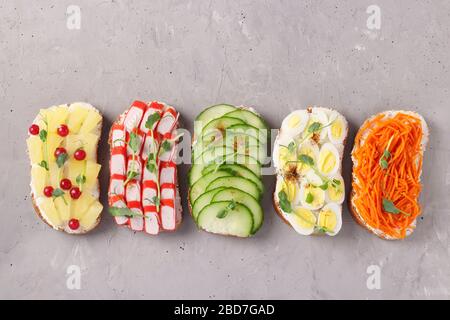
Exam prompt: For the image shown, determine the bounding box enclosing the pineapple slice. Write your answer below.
[79,109,102,134]
[31,166,48,197]
[26,136,43,164]
[67,159,85,185]
[37,198,62,227]
[46,133,64,164]
[54,197,71,222]
[80,201,103,230]
[47,106,69,133]
[66,133,99,160]
[85,161,101,189]
[48,162,62,187]
[67,104,89,134]
[71,192,96,220]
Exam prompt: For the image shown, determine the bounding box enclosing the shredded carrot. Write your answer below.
[352,113,424,239]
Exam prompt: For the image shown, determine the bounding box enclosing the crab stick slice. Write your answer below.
[124,155,143,230]
[126,181,144,231]
[159,162,177,231]
[156,105,179,137]
[142,180,160,235]
[159,132,178,163]
[109,123,128,224]
[141,130,159,162]
[123,100,147,132]
[139,101,165,134]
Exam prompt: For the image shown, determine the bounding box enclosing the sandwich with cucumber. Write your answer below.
[350,110,429,239]
[189,104,269,237]
[26,103,103,234]
[273,107,348,236]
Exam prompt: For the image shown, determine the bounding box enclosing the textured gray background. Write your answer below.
[1,0,449,299]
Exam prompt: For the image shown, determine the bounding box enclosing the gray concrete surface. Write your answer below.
[1,0,449,299]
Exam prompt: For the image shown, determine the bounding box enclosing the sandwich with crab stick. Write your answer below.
[273,107,348,236]
[350,110,428,240]
[26,103,103,234]
[108,100,182,235]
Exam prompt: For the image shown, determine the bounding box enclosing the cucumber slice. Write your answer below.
[197,201,254,237]
[212,188,263,234]
[189,153,262,186]
[201,116,245,142]
[227,124,269,145]
[206,176,261,200]
[193,146,235,165]
[224,109,268,130]
[191,188,225,221]
[189,171,233,204]
[202,164,263,193]
[195,104,237,132]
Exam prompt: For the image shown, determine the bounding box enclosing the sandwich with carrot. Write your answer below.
[350,110,429,239]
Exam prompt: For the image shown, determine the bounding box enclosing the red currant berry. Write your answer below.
[57,124,69,137]
[29,124,40,135]
[60,179,72,190]
[74,149,86,161]
[70,187,82,199]
[54,147,67,158]
[68,219,80,230]
[43,186,54,197]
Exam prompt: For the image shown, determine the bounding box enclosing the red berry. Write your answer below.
[60,179,72,190]
[54,147,67,158]
[29,124,40,135]
[68,219,80,230]
[43,186,54,197]
[57,124,69,137]
[70,187,82,199]
[74,149,86,161]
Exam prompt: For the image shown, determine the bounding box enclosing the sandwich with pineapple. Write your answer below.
[26,103,103,234]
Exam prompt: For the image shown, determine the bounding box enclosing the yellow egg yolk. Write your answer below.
[303,186,325,208]
[297,145,315,173]
[293,207,316,229]
[318,209,337,232]
[288,115,301,128]
[279,147,296,169]
[318,149,336,174]
[331,120,343,140]
[328,183,343,202]
[282,180,298,203]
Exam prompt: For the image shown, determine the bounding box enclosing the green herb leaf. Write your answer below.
[151,196,160,207]
[298,154,314,166]
[109,206,143,218]
[216,200,237,219]
[124,170,138,186]
[145,112,161,130]
[332,179,341,186]
[52,188,65,198]
[128,132,140,154]
[38,160,49,171]
[76,174,86,186]
[287,141,296,153]
[146,161,156,173]
[305,192,314,204]
[379,158,389,170]
[308,122,322,133]
[383,150,391,158]
[160,140,172,153]
[56,152,68,168]
[39,129,47,143]
[278,190,292,213]
[319,182,329,190]
[382,198,410,216]
[316,226,330,234]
